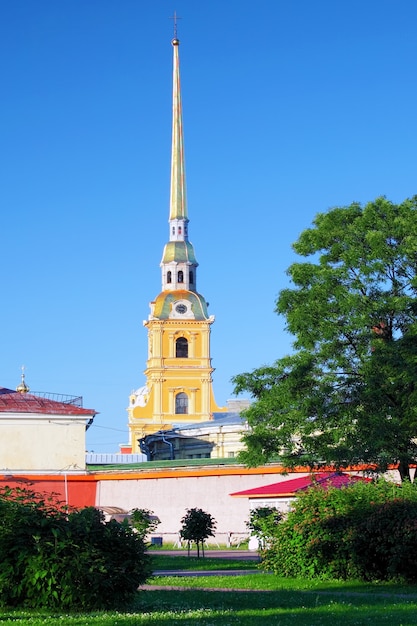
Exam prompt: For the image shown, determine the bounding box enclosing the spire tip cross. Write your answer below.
[169,11,182,39]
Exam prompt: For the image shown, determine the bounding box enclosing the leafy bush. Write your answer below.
[0,486,152,610]
[130,508,160,541]
[246,506,282,548]
[180,508,216,557]
[351,498,417,582]
[260,478,417,582]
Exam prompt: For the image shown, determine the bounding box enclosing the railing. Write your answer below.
[149,532,250,549]
[31,392,83,406]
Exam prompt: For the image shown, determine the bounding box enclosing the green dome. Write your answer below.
[161,241,198,265]
[153,290,209,320]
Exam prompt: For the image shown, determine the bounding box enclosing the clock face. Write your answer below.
[175,303,187,314]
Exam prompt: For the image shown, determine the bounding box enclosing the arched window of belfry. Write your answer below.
[178,270,184,283]
[189,270,194,284]
[176,337,188,358]
[175,392,188,414]
[167,271,172,284]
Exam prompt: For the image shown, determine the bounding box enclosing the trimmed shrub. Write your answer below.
[0,486,152,610]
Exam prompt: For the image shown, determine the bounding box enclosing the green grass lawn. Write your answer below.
[150,553,258,571]
[1,556,417,625]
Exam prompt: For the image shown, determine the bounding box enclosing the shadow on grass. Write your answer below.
[148,572,417,596]
[1,588,417,626]
[150,555,259,572]
[136,587,417,626]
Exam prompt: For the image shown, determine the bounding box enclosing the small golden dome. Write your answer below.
[16,368,30,393]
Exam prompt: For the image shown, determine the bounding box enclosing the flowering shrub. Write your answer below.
[260,478,417,582]
[351,498,417,581]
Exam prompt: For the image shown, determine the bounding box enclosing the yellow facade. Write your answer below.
[128,316,225,447]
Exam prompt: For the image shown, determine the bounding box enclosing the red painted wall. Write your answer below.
[0,475,97,509]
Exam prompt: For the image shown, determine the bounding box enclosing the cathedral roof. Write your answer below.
[0,387,96,417]
[161,241,197,264]
[152,290,209,320]
[174,413,244,431]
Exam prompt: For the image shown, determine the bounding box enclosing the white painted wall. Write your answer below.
[0,414,88,471]
[96,471,310,544]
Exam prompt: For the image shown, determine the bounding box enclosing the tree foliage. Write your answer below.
[179,508,216,558]
[233,196,417,480]
[130,508,160,541]
[246,506,282,548]
[0,486,152,610]
[259,479,417,582]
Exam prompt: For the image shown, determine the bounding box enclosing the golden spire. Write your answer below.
[159,20,200,296]
[169,19,187,221]
[16,365,30,393]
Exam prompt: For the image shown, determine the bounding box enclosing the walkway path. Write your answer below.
[153,569,261,577]
[152,549,260,561]
[140,584,271,592]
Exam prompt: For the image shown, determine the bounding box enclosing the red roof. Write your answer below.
[230,472,371,498]
[0,387,96,417]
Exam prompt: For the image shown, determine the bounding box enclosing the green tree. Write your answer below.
[246,506,282,548]
[179,508,216,558]
[130,508,160,541]
[233,196,417,481]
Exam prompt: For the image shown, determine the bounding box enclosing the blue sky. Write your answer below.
[1,1,416,453]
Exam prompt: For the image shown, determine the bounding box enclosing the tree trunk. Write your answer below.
[398,459,411,482]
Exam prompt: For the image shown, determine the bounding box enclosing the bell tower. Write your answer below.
[127,35,225,451]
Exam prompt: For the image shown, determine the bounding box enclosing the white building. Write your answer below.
[0,380,96,472]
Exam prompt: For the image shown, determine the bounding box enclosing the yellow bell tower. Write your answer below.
[127,35,226,452]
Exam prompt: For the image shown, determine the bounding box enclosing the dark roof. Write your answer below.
[230,472,371,498]
[0,387,96,416]
[175,412,244,430]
